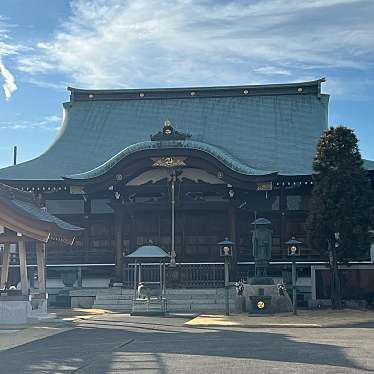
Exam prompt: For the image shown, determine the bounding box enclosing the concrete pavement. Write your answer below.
[0,308,110,351]
[0,312,374,373]
[185,309,374,328]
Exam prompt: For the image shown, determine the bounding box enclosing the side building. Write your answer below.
[0,79,373,304]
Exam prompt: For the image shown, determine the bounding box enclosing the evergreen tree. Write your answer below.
[307,126,373,308]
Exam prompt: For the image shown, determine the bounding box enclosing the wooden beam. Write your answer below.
[228,204,237,279]
[18,239,29,296]
[36,241,46,293]
[0,243,10,289]
[0,233,34,244]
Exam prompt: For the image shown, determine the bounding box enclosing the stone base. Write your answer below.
[131,298,167,316]
[0,294,48,324]
[241,284,292,314]
[53,289,72,307]
[0,300,29,324]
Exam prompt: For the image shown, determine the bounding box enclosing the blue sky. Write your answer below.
[0,0,373,168]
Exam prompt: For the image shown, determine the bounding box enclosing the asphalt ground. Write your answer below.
[1,313,374,373]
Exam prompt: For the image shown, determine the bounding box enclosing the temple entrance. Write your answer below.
[122,209,227,263]
[61,121,279,283]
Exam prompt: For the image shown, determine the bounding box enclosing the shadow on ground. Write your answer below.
[0,315,372,373]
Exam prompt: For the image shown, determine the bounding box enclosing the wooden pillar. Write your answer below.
[77,266,82,288]
[181,211,186,262]
[0,243,10,289]
[36,241,46,293]
[114,208,124,280]
[129,212,137,254]
[18,239,29,296]
[83,197,91,263]
[280,184,287,255]
[228,204,237,279]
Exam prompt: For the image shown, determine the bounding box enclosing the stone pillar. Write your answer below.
[36,241,46,293]
[0,243,10,289]
[18,239,29,296]
[114,208,124,280]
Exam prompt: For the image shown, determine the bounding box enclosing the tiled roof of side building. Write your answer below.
[363,159,374,171]
[0,79,333,181]
[0,183,83,238]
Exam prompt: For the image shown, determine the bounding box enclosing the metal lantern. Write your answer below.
[285,237,303,315]
[286,237,302,256]
[218,238,234,257]
[217,237,234,316]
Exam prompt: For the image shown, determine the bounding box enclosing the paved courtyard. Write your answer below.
[1,313,374,373]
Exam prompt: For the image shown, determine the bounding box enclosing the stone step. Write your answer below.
[95,289,133,295]
[92,288,238,312]
[95,295,233,302]
[94,300,132,305]
[94,305,131,311]
[166,299,229,305]
[95,295,133,301]
[166,305,226,312]
[94,303,231,313]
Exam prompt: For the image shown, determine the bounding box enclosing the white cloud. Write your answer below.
[0,59,17,100]
[254,66,291,76]
[0,115,61,131]
[25,77,67,90]
[0,18,22,100]
[16,0,374,96]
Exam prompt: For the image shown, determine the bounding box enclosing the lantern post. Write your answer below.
[285,237,302,315]
[218,238,234,316]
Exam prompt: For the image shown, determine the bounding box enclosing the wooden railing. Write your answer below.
[35,261,336,289]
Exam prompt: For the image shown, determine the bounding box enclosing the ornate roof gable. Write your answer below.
[150,120,191,141]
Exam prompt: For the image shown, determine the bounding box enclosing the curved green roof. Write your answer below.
[66,139,275,180]
[127,244,170,258]
[0,80,330,180]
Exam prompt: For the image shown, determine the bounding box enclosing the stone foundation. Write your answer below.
[241,284,293,314]
[0,294,48,324]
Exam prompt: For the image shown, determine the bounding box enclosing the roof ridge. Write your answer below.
[68,78,325,93]
[68,79,326,102]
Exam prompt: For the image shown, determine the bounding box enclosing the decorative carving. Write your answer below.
[150,120,191,141]
[256,181,273,191]
[152,157,187,168]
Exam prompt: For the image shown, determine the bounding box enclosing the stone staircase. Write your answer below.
[93,288,133,311]
[93,288,238,313]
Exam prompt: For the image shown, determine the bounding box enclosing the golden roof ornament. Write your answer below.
[152,157,187,168]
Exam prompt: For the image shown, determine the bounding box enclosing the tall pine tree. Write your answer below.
[307,126,373,308]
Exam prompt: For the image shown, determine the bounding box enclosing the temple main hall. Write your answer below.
[0,79,373,306]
